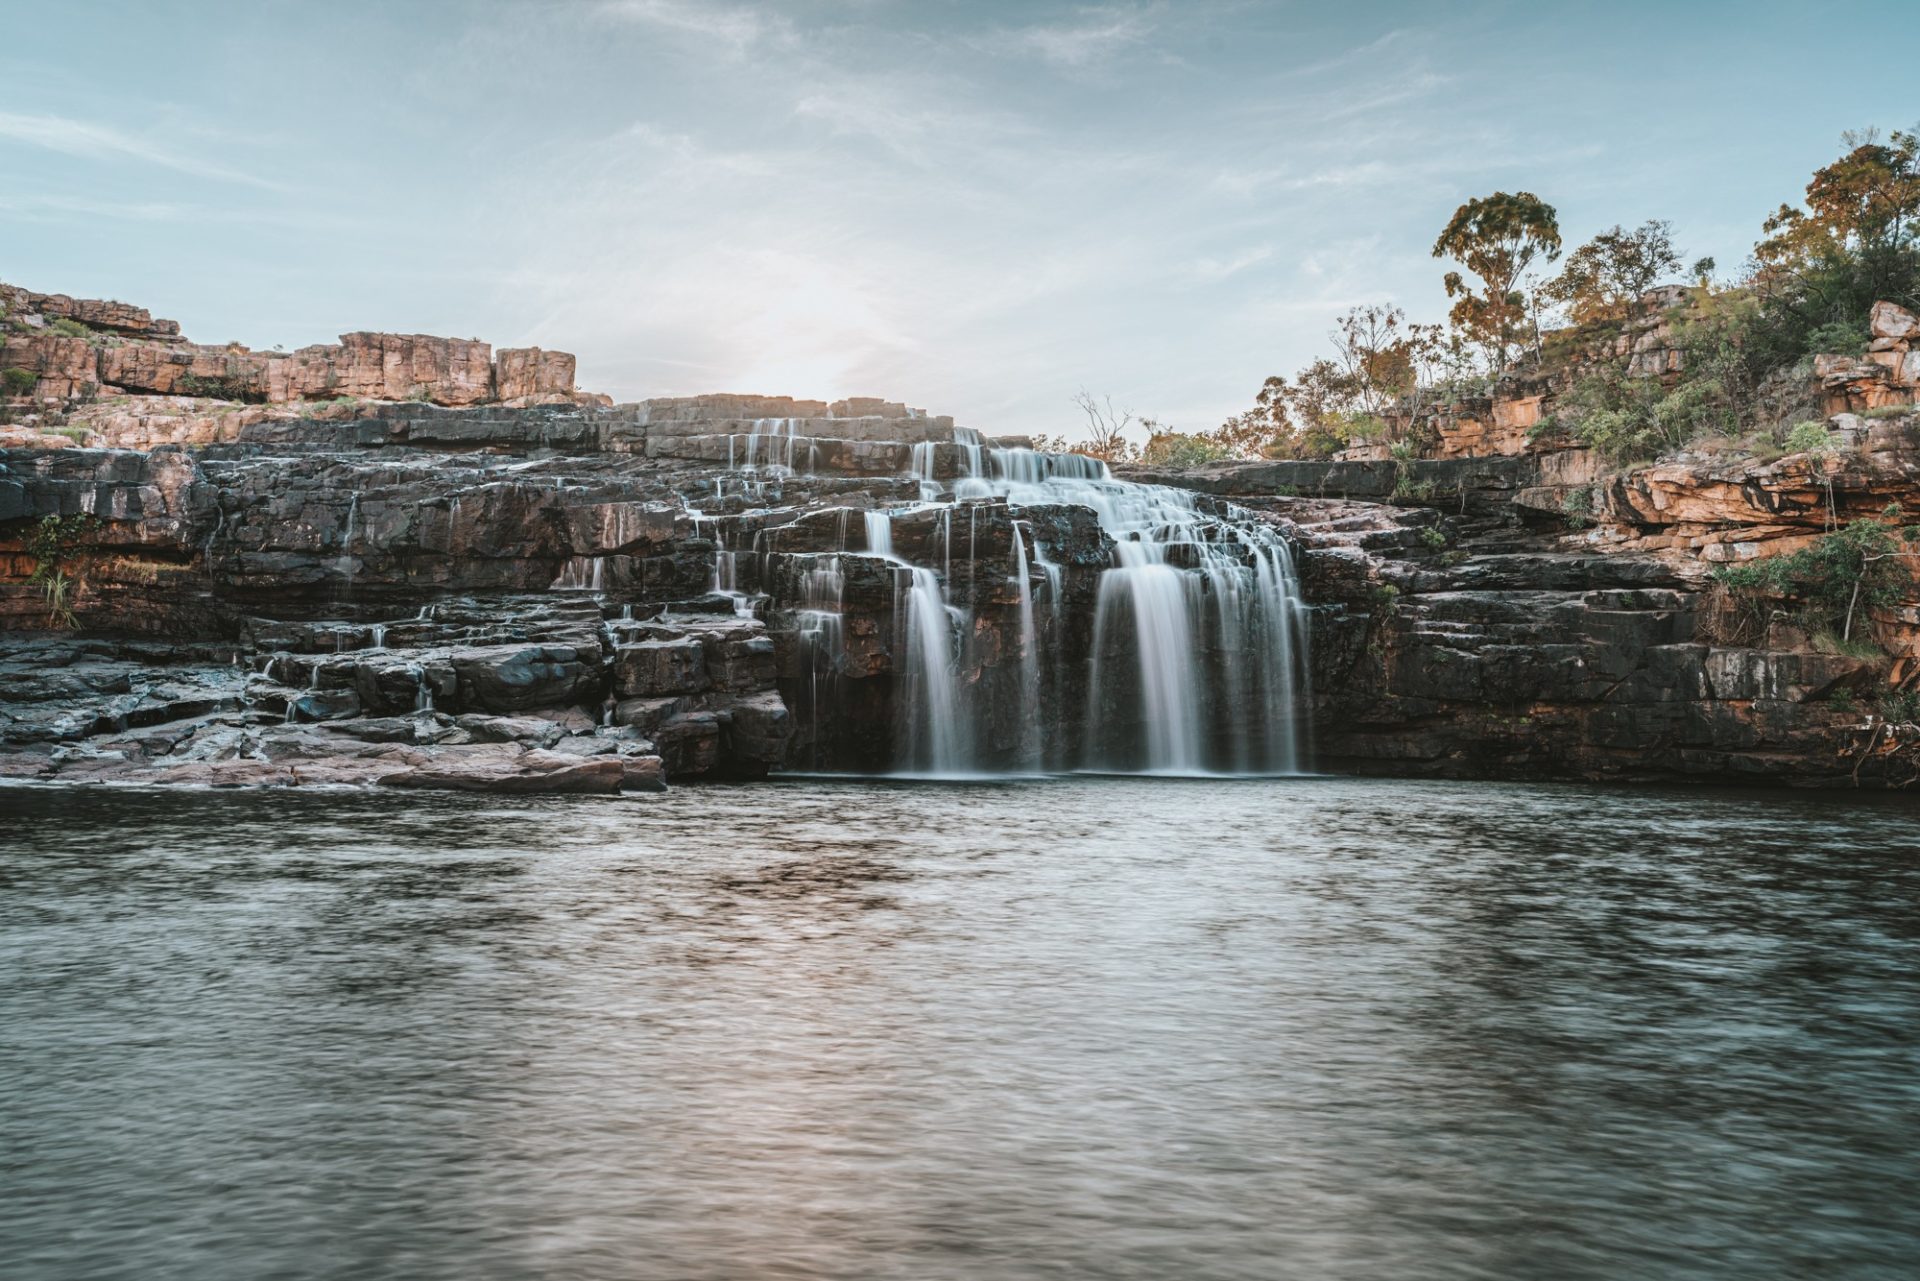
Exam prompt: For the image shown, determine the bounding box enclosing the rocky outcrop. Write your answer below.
[0,284,180,339]
[8,278,1920,793]
[1139,432,1920,787]
[1,279,597,414]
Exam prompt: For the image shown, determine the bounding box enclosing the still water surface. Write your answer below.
[4,777,1919,1280]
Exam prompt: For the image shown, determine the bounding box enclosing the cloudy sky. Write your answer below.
[4,0,1908,437]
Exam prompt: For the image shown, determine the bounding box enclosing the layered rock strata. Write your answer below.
[1,280,597,417]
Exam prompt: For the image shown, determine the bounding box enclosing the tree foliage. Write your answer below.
[1750,128,1920,363]
[1432,191,1561,372]
[1201,125,1915,467]
[1542,220,1683,325]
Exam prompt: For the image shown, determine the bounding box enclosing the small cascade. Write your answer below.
[203,505,226,579]
[337,492,361,592]
[863,510,895,560]
[368,624,387,650]
[709,527,757,617]
[794,554,849,768]
[413,666,435,714]
[909,442,940,500]
[550,556,606,592]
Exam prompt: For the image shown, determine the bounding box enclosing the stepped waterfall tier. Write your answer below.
[0,397,1312,789]
[739,424,1312,777]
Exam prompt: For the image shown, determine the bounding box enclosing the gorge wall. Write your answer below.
[4,281,1919,791]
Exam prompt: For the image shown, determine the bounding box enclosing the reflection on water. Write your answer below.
[3,778,1919,1281]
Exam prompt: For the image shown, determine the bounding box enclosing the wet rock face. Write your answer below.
[7,378,1917,789]
[1,391,1320,786]
[1239,485,1894,786]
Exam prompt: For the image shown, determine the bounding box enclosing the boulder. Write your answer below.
[617,751,667,792]
[1870,300,1919,342]
[723,690,793,772]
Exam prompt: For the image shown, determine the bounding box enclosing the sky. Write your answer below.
[3,0,1911,439]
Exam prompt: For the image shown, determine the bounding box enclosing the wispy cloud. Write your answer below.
[591,0,789,55]
[1191,245,1274,283]
[0,111,280,189]
[979,4,1159,70]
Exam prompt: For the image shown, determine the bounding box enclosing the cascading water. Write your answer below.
[550,556,606,592]
[712,408,1307,777]
[863,510,894,559]
[896,565,970,775]
[1091,540,1205,773]
[968,445,1309,774]
[1011,521,1042,771]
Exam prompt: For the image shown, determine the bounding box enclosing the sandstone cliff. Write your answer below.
[0,280,603,438]
[5,284,1920,792]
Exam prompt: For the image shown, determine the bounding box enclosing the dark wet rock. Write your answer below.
[614,636,708,697]
[449,644,602,713]
[654,712,721,776]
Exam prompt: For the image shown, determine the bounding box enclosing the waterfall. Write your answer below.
[1012,521,1040,771]
[1091,541,1204,773]
[551,556,606,592]
[757,438,1310,777]
[980,448,1308,775]
[864,510,894,559]
[896,566,970,775]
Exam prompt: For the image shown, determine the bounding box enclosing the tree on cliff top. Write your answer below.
[1752,128,1920,357]
[1065,390,1140,463]
[1432,191,1561,374]
[1542,220,1684,326]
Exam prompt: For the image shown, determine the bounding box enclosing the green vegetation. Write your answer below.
[1140,429,1230,468]
[1176,125,1920,467]
[1711,511,1919,643]
[1417,526,1449,551]
[1864,403,1916,419]
[1881,689,1920,724]
[1749,128,1920,368]
[46,317,91,339]
[25,514,97,630]
[2,367,36,396]
[1784,421,1837,454]
[1560,486,1597,530]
